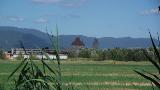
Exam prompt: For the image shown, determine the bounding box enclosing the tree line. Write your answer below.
[68,47,160,61]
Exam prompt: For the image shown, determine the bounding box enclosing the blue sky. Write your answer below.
[0,0,160,38]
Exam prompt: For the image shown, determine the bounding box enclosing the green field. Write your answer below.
[0,59,158,90]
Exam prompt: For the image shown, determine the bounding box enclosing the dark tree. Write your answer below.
[92,38,99,49]
[72,37,85,47]
[71,37,85,56]
[0,49,4,59]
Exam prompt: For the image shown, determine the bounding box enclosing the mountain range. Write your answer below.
[0,26,158,50]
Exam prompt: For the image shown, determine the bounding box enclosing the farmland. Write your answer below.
[0,59,158,90]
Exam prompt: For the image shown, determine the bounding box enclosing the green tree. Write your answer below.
[79,49,91,58]
[92,38,99,49]
[0,49,4,59]
[68,49,77,58]
[91,49,107,61]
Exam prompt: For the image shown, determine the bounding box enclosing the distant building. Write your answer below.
[4,52,12,59]
[71,37,85,49]
[71,37,85,56]
[6,48,68,60]
[92,38,99,49]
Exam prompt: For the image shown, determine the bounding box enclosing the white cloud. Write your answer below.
[9,16,24,22]
[80,0,87,2]
[44,13,57,17]
[34,18,48,24]
[141,8,159,15]
[43,13,81,19]
[0,16,24,22]
[62,0,88,8]
[32,0,62,4]
[63,3,82,8]
[32,0,89,8]
[68,14,81,18]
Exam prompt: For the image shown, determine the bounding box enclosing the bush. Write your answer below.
[0,49,4,59]
[90,49,107,61]
[30,53,38,60]
[68,48,152,61]
[16,52,24,60]
[79,48,91,58]
[68,49,77,58]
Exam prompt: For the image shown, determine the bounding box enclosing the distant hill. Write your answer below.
[0,26,158,50]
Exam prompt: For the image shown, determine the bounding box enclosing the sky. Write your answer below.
[0,0,160,38]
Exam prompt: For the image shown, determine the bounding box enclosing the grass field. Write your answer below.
[0,59,158,90]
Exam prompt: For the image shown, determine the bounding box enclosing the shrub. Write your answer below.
[30,53,38,60]
[68,49,77,58]
[91,49,106,61]
[79,48,91,58]
[0,49,5,59]
[107,48,125,61]
[68,48,149,61]
[16,52,24,60]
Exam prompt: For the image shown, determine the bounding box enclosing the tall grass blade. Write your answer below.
[142,70,160,80]
[157,32,160,47]
[0,83,4,90]
[143,50,160,73]
[134,32,160,89]
[149,32,160,64]
[134,70,160,88]
[41,60,57,75]
[46,27,53,47]
[8,58,27,80]
[21,79,56,89]
[43,62,46,74]
[19,41,27,55]
[55,25,62,90]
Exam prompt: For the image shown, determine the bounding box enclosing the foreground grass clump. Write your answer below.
[2,26,63,90]
[0,60,157,90]
[134,32,160,89]
[8,58,56,90]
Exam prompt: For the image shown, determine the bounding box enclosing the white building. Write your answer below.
[11,48,68,60]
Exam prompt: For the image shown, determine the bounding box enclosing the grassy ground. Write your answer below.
[0,59,158,90]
